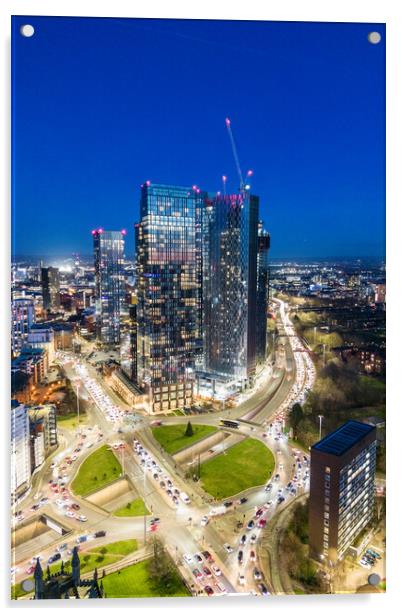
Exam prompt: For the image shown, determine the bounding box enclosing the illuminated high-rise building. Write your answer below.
[92,229,125,345]
[256,221,270,363]
[41,266,61,311]
[202,191,259,384]
[135,183,203,413]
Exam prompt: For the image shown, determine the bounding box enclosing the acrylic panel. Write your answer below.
[11,15,386,600]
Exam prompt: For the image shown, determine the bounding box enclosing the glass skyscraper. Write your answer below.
[41,266,61,311]
[93,229,125,346]
[202,191,259,383]
[256,221,270,363]
[134,183,204,413]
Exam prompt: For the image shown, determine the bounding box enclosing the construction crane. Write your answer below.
[225,117,253,193]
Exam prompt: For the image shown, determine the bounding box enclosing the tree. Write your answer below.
[184,421,194,437]
[289,403,304,431]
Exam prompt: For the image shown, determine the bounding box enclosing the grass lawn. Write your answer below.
[114,498,150,517]
[102,559,190,598]
[11,539,138,599]
[71,444,122,497]
[152,424,218,455]
[199,438,275,499]
[57,413,87,431]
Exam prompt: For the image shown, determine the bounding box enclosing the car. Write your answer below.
[258,583,270,596]
[57,543,68,552]
[238,550,243,564]
[71,503,80,511]
[26,565,35,574]
[202,551,213,562]
[78,515,87,522]
[250,550,256,562]
[194,553,203,563]
[215,581,227,594]
[65,511,76,518]
[203,566,212,578]
[48,553,61,564]
[258,518,267,528]
[250,534,257,544]
[223,544,233,553]
[192,568,203,580]
[150,518,160,525]
[247,519,255,530]
[240,534,247,545]
[211,565,221,576]
[223,501,233,508]
[94,530,106,538]
[359,560,372,569]
[238,573,245,585]
[201,515,209,527]
[253,568,262,580]
[264,483,272,492]
[76,535,87,543]
[277,496,285,504]
[239,497,248,504]
[183,554,193,564]
[255,508,263,518]
[204,585,214,596]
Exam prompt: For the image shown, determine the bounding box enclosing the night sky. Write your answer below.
[12,16,385,259]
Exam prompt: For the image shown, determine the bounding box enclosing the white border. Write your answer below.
[1,0,401,614]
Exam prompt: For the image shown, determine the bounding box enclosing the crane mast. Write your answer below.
[225,117,244,191]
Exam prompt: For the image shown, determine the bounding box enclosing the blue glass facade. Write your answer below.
[93,229,125,345]
[135,183,204,413]
[202,192,259,381]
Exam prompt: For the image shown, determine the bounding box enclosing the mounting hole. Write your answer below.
[21,578,35,592]
[20,24,35,38]
[368,31,381,44]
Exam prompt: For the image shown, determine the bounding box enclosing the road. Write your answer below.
[12,297,314,598]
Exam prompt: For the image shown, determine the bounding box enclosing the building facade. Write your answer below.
[256,221,270,363]
[135,183,204,413]
[202,192,259,383]
[11,401,31,502]
[309,420,377,564]
[93,229,125,345]
[120,294,138,384]
[11,297,35,356]
[41,266,61,311]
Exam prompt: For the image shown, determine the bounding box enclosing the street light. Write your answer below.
[318,415,324,441]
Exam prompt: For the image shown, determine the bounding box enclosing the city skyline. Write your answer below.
[12,16,385,259]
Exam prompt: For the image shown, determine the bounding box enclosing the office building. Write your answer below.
[41,266,61,311]
[202,191,259,384]
[135,183,204,413]
[11,297,35,356]
[26,327,56,364]
[11,401,31,502]
[93,228,125,345]
[309,420,377,564]
[256,221,270,363]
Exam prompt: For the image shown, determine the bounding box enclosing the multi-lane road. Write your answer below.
[12,298,314,598]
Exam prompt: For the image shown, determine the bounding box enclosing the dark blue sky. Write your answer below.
[12,16,385,259]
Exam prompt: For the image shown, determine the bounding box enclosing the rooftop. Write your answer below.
[312,420,375,456]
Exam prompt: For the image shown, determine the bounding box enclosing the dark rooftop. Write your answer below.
[312,420,375,456]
